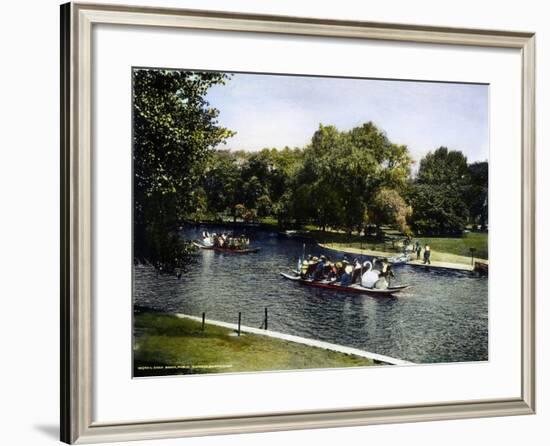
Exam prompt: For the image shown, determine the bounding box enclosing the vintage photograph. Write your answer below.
[132,68,489,377]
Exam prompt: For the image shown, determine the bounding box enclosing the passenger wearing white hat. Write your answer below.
[340,264,353,286]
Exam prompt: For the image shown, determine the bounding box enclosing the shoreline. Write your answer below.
[318,243,479,273]
[185,220,488,274]
[175,313,412,366]
[133,311,402,377]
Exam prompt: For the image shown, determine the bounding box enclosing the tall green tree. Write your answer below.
[465,161,488,229]
[410,184,469,235]
[202,150,241,216]
[133,69,234,270]
[294,123,412,233]
[416,146,469,185]
[267,147,305,225]
[411,147,470,235]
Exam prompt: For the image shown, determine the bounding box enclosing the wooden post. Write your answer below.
[201,312,205,331]
[237,312,241,336]
[264,307,268,330]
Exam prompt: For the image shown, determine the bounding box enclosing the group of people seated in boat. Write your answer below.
[299,254,394,290]
[201,231,250,250]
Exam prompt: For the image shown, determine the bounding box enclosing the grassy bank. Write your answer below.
[134,312,376,376]
[313,231,487,265]
[416,232,488,259]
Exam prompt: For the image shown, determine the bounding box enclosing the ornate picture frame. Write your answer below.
[60,2,535,443]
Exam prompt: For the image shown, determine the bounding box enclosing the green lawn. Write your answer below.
[258,216,279,227]
[417,232,488,260]
[312,229,488,264]
[134,312,377,376]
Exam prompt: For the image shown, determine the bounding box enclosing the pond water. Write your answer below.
[134,225,488,364]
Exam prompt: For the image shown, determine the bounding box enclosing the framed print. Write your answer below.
[60,2,535,444]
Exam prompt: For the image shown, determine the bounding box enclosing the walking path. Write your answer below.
[318,243,483,273]
[175,313,413,366]
[406,259,473,272]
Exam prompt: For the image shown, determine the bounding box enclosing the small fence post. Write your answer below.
[264,307,268,330]
[237,312,241,336]
[201,312,205,331]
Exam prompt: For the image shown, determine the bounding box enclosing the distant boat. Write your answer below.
[193,241,260,254]
[385,254,411,265]
[278,229,311,239]
[280,272,409,296]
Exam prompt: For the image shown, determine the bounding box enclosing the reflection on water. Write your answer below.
[134,225,488,363]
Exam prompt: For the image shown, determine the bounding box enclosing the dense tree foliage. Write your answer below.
[410,147,485,235]
[133,69,234,270]
[465,161,489,229]
[199,147,304,224]
[194,132,487,238]
[196,123,414,234]
[290,123,413,233]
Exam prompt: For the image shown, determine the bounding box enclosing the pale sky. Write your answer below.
[205,72,489,163]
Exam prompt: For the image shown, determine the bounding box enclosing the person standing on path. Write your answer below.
[415,241,422,260]
[423,245,431,265]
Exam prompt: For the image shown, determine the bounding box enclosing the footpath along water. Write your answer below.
[175,313,413,365]
[134,225,488,364]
